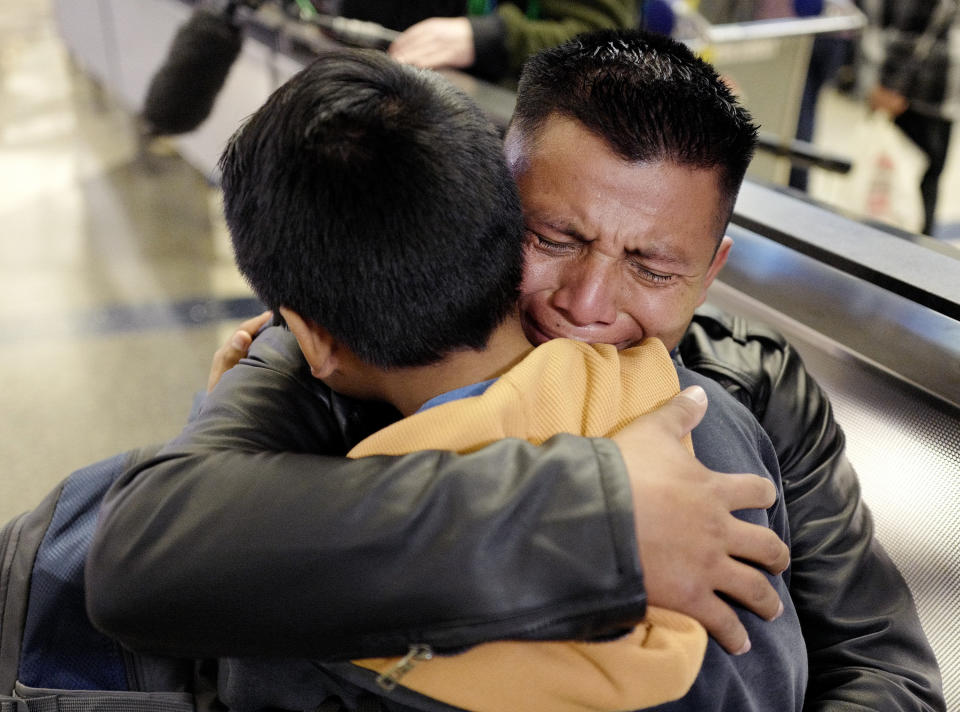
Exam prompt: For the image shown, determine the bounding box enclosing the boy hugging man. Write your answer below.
[210,45,804,712]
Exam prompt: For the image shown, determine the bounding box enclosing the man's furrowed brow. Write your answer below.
[625,245,687,266]
[540,219,592,243]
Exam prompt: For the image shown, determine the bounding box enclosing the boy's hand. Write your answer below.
[207,311,273,392]
[612,386,789,656]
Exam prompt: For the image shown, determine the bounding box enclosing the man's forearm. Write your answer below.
[86,431,644,659]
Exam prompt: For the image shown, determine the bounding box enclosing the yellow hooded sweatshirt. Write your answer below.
[347,337,707,712]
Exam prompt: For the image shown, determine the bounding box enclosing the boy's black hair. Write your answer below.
[219,49,523,369]
[512,29,758,227]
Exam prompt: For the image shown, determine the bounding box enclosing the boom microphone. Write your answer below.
[141,2,247,136]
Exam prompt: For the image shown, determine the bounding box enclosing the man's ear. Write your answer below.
[697,236,733,307]
[278,307,339,380]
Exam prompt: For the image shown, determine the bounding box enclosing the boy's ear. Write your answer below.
[278,307,339,380]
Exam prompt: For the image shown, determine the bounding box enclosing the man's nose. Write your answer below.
[551,258,619,326]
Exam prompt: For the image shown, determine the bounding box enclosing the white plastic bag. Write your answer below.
[817,108,926,233]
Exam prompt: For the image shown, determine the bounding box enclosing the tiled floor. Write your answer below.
[1,0,957,522]
[0,0,256,521]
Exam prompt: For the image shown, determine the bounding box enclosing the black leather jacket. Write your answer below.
[87,307,944,711]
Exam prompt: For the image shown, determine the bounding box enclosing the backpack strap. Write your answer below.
[315,695,385,712]
[2,684,195,712]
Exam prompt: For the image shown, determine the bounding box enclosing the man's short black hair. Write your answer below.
[220,49,523,369]
[512,29,758,222]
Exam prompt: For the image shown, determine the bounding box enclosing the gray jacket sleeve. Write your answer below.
[470,0,635,81]
[85,327,645,659]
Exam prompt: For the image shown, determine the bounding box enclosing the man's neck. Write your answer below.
[379,313,533,417]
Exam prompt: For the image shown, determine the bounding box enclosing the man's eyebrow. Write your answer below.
[624,246,687,266]
[537,219,592,243]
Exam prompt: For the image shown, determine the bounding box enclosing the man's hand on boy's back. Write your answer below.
[612,386,789,657]
[206,325,789,656]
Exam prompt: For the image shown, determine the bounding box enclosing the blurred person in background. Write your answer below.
[859,0,959,236]
[336,0,635,82]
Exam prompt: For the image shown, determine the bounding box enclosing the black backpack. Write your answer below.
[0,449,409,712]
[0,449,198,711]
